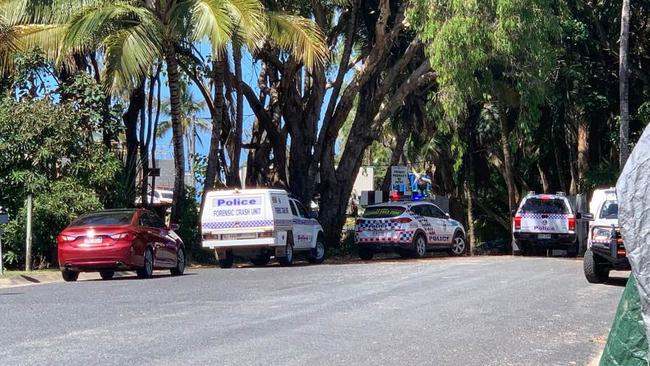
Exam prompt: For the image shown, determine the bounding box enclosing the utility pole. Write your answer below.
[25,195,33,272]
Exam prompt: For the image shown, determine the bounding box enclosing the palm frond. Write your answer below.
[223,0,265,47]
[62,2,158,56]
[102,21,163,94]
[266,11,328,69]
[190,0,234,54]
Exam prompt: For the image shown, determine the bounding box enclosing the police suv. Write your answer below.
[583,188,629,283]
[513,192,579,256]
[354,199,466,260]
[201,189,326,268]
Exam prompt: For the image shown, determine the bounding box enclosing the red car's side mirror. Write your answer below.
[169,223,180,231]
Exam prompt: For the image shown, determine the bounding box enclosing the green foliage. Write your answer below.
[176,186,209,263]
[2,179,102,267]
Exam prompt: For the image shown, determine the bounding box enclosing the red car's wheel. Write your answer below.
[171,247,185,276]
[137,248,154,279]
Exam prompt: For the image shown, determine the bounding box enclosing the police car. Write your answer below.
[354,199,466,260]
[583,188,629,283]
[512,192,579,256]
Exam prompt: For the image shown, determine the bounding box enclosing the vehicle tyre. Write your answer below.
[62,270,79,282]
[449,232,467,256]
[397,248,412,258]
[99,271,114,280]
[413,234,427,258]
[218,251,234,269]
[308,236,326,264]
[358,246,374,260]
[278,242,294,267]
[584,248,609,284]
[170,247,186,276]
[251,252,271,267]
[137,248,154,278]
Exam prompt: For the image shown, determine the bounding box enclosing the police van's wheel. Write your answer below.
[217,250,234,269]
[449,233,466,256]
[308,236,326,264]
[99,271,114,280]
[584,248,609,284]
[278,242,294,267]
[251,252,271,267]
[413,234,427,258]
[358,246,374,260]
[62,270,79,282]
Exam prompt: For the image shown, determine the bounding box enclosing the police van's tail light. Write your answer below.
[514,216,522,230]
[258,231,274,238]
[568,217,576,231]
[203,233,219,240]
[393,218,412,223]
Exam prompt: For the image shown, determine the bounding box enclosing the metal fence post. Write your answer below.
[25,195,33,272]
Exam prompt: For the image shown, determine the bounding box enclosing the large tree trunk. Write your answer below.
[619,0,631,168]
[203,58,226,196]
[122,82,146,206]
[228,41,243,188]
[577,117,589,190]
[164,44,186,223]
[497,106,517,215]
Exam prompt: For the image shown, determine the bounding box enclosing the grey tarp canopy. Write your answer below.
[606,124,650,363]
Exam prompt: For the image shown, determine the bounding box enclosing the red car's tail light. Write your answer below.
[514,216,522,230]
[203,233,219,240]
[109,232,135,241]
[59,235,77,242]
[568,217,576,231]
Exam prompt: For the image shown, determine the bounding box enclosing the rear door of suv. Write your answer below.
[519,196,571,236]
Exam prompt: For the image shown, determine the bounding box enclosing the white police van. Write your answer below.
[354,199,466,260]
[201,189,325,268]
[513,192,579,256]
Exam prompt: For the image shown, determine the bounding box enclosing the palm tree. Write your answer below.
[1,0,328,222]
[158,82,210,187]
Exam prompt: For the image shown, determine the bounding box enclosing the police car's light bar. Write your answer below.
[527,191,535,196]
[556,191,566,196]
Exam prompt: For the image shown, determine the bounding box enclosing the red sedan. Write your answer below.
[57,209,185,281]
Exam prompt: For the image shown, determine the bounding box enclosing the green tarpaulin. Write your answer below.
[600,275,649,365]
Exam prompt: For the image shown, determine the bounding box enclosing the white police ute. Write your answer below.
[354,200,466,260]
[201,189,325,268]
[513,192,579,256]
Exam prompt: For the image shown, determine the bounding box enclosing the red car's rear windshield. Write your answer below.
[520,198,569,214]
[70,211,134,226]
[362,206,405,218]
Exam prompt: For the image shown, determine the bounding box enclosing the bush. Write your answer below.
[2,179,102,269]
[177,187,212,264]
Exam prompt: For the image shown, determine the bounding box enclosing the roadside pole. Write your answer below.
[25,195,32,272]
[0,208,8,276]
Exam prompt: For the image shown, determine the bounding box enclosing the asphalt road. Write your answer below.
[0,256,626,366]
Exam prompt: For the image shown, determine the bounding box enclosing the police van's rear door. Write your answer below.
[519,197,571,236]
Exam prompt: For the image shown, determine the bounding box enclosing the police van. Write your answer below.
[201,189,326,268]
[513,192,579,256]
[354,199,466,260]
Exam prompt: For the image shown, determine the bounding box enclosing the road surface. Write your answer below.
[0,256,626,365]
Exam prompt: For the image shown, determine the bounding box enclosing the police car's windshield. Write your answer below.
[599,200,618,219]
[362,206,405,218]
[520,198,568,214]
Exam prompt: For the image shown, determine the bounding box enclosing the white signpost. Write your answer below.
[390,166,412,196]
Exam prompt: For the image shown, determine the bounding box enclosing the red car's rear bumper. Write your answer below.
[58,241,141,272]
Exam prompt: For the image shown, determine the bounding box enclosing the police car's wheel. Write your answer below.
[308,237,326,264]
[358,246,374,260]
[450,233,466,256]
[279,242,294,267]
[413,235,427,258]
